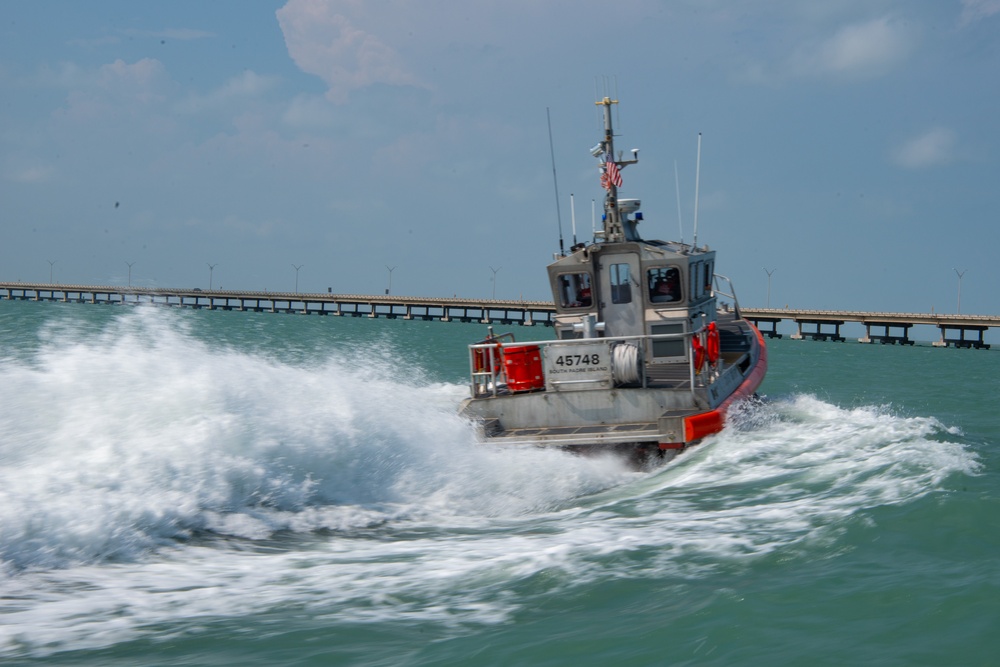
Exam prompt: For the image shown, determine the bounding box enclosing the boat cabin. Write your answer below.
[458,96,767,454]
[547,213,716,366]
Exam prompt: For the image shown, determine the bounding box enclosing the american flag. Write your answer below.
[604,152,622,188]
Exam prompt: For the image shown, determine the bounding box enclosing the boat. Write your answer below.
[458,97,767,461]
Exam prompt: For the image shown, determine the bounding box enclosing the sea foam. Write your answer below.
[0,306,981,658]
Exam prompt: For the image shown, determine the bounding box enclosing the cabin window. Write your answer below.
[609,263,632,304]
[651,323,685,357]
[690,263,701,301]
[704,261,714,293]
[648,267,681,303]
[558,272,592,308]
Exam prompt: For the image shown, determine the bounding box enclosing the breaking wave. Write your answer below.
[0,306,979,657]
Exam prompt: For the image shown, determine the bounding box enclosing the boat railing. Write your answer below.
[469,329,715,398]
[712,273,741,318]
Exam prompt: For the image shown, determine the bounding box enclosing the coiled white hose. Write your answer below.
[611,343,641,385]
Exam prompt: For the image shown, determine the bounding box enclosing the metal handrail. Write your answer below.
[712,273,741,318]
[468,329,713,398]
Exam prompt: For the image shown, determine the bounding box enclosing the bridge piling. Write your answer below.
[859,322,914,346]
[933,324,990,349]
[791,319,845,342]
[748,317,782,339]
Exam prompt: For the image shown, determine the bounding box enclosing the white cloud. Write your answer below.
[5,164,54,184]
[958,0,1000,27]
[791,16,913,79]
[39,58,166,92]
[275,0,423,103]
[98,58,166,91]
[175,70,277,114]
[891,128,957,169]
[51,58,170,121]
[282,94,336,128]
[738,14,915,85]
[222,70,275,97]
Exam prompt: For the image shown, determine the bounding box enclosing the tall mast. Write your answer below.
[595,96,637,243]
[597,97,622,242]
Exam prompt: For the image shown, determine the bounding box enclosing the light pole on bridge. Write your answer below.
[125,261,135,287]
[47,260,56,284]
[292,264,303,294]
[763,267,776,308]
[954,268,967,314]
[385,265,396,295]
[490,266,502,300]
[207,263,217,291]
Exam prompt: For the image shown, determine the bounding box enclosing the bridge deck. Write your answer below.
[1,283,995,348]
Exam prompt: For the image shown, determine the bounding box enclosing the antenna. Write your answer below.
[614,77,620,131]
[692,133,702,250]
[594,78,602,130]
[546,107,565,256]
[591,199,596,239]
[674,159,683,246]
[595,76,619,131]
[570,193,578,245]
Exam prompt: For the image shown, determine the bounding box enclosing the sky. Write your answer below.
[1,0,998,315]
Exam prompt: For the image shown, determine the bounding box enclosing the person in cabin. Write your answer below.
[650,274,679,303]
[575,285,592,307]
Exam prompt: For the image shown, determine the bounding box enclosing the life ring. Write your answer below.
[691,334,706,373]
[706,322,720,365]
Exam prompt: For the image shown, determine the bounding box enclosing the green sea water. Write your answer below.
[0,300,996,666]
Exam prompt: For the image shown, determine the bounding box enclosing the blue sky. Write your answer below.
[2,0,998,315]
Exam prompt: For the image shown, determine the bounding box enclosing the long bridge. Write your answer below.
[741,308,995,349]
[0,282,557,326]
[1,282,995,349]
